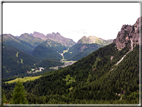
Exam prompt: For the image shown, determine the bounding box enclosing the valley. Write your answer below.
[2,16,141,104]
[57,48,77,69]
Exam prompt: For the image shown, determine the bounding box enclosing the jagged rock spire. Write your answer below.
[113,16,142,50]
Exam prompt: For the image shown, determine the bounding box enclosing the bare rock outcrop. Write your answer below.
[33,31,46,40]
[113,17,142,49]
[32,31,76,47]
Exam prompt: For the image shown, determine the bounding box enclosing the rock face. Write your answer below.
[46,32,76,47]
[33,31,76,47]
[19,33,44,47]
[113,17,142,49]
[33,31,46,40]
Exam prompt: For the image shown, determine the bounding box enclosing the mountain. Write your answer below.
[3,43,139,104]
[113,16,141,50]
[77,36,112,45]
[3,34,34,54]
[64,43,103,61]
[32,31,47,40]
[25,38,139,103]
[3,17,141,104]
[18,33,44,47]
[32,31,76,48]
[2,41,65,79]
[64,36,113,61]
[31,39,64,61]
[3,32,75,54]
[41,39,68,53]
[3,43,38,79]
[46,32,76,47]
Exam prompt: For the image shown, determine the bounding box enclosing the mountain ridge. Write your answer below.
[63,35,113,60]
[3,43,38,78]
[64,43,103,60]
[19,33,44,47]
[113,16,142,50]
[32,31,76,48]
[3,34,34,54]
[31,40,63,61]
[77,35,113,45]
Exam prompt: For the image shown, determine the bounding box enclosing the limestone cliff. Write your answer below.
[113,17,142,49]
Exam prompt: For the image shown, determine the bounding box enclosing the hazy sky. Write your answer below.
[3,3,140,42]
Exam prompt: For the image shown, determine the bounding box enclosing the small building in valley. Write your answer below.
[39,67,44,71]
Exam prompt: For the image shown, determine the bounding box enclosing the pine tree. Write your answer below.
[10,80,28,104]
[2,90,7,104]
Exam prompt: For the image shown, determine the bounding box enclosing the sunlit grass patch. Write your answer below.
[5,75,42,84]
[63,74,75,86]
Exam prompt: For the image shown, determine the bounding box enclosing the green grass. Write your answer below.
[92,57,100,69]
[63,48,69,54]
[63,74,75,86]
[16,52,19,57]
[5,75,42,84]
[61,48,69,60]
[62,61,76,63]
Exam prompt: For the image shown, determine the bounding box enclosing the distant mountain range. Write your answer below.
[33,31,76,48]
[2,32,76,54]
[2,32,113,61]
[2,31,113,78]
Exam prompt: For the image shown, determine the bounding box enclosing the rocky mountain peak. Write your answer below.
[51,32,56,35]
[46,32,76,47]
[33,31,46,40]
[113,16,142,50]
[77,36,88,44]
[82,36,87,38]
[3,34,16,41]
[20,33,30,37]
[77,35,112,45]
[56,32,60,35]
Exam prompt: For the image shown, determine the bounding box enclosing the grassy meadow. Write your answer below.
[5,75,42,84]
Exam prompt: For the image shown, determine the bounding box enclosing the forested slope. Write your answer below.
[64,43,103,61]
[3,34,35,54]
[3,43,139,104]
[31,39,67,61]
[3,43,38,78]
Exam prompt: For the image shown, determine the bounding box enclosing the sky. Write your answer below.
[3,3,140,42]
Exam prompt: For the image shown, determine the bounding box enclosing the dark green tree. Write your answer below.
[2,90,7,104]
[10,80,28,104]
